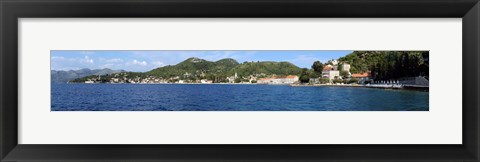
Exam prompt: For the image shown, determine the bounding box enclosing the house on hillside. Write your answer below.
[322,65,340,80]
[342,63,351,73]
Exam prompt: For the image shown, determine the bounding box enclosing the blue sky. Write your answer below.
[51,50,353,72]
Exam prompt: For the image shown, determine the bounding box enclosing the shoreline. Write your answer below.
[290,83,429,92]
[65,82,427,89]
[62,82,428,92]
[67,82,271,85]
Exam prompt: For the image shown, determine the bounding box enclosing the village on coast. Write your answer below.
[80,58,428,91]
[71,51,429,91]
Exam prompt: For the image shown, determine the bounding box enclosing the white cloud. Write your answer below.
[291,54,322,68]
[51,55,97,70]
[51,56,65,60]
[80,51,95,55]
[81,56,94,64]
[106,58,123,63]
[203,51,234,61]
[152,61,164,67]
[131,59,148,66]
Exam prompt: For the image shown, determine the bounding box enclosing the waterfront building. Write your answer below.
[322,65,340,80]
[257,78,272,84]
[309,78,319,84]
[226,76,235,83]
[200,79,213,84]
[352,71,372,84]
[257,75,298,84]
[351,72,371,79]
[282,75,299,84]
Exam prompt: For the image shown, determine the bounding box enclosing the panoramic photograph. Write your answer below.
[51,50,429,111]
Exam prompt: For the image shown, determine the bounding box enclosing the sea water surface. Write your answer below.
[51,84,429,111]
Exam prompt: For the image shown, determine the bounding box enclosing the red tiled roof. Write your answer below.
[260,75,297,80]
[352,72,371,78]
[323,65,334,71]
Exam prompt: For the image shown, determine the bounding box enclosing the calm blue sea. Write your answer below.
[51,84,429,111]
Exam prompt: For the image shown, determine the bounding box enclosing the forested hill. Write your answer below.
[228,61,302,76]
[146,57,302,78]
[337,51,429,80]
[145,57,240,77]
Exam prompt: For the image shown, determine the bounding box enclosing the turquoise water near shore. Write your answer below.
[51,84,429,111]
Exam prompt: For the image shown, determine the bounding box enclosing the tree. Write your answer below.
[299,68,310,83]
[340,71,349,79]
[347,78,359,84]
[338,51,428,81]
[319,78,330,84]
[309,70,320,78]
[311,61,324,73]
[234,78,242,83]
[325,60,334,65]
[332,78,342,84]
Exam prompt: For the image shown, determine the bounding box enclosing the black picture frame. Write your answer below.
[1,0,479,161]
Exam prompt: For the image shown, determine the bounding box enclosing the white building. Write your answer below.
[283,75,299,84]
[342,63,351,72]
[200,79,213,84]
[257,75,298,84]
[226,76,235,83]
[322,65,340,80]
[322,71,340,80]
[331,60,338,65]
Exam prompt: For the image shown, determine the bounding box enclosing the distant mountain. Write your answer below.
[51,68,126,83]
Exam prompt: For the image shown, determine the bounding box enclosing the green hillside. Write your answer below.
[70,57,302,83]
[145,57,240,78]
[228,61,302,77]
[337,51,429,80]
